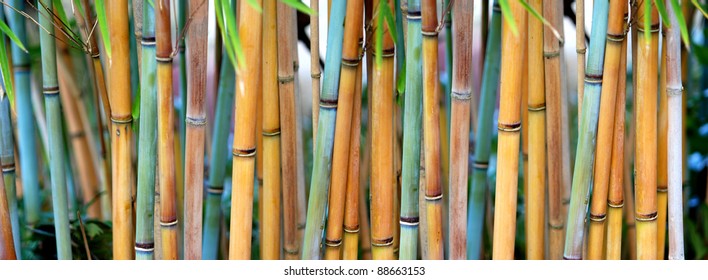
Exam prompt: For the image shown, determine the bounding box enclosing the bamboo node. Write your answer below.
[497,122,521,133]
[43,86,60,96]
[635,212,658,222]
[185,116,207,126]
[492,3,502,12]
[425,193,443,201]
[421,30,439,37]
[232,147,256,158]
[657,186,668,192]
[563,256,582,260]
[606,32,626,42]
[528,103,546,112]
[607,201,624,208]
[13,64,30,72]
[325,238,342,247]
[91,53,101,59]
[284,248,300,255]
[576,47,586,55]
[70,131,86,139]
[548,222,564,230]
[473,161,489,170]
[543,51,561,58]
[667,86,683,97]
[381,48,396,58]
[278,74,295,84]
[297,223,306,230]
[341,58,360,67]
[262,128,281,137]
[160,219,178,227]
[636,23,661,33]
[1,164,15,173]
[310,72,321,79]
[399,216,420,226]
[589,213,607,222]
[343,225,360,233]
[371,237,394,247]
[206,185,224,194]
[111,116,133,124]
[156,56,174,62]
[406,10,421,20]
[141,36,156,46]
[584,73,603,84]
[451,90,472,101]
[319,98,338,109]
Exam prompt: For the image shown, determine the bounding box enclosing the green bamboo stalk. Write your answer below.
[135,2,157,260]
[176,1,187,260]
[0,96,19,259]
[563,0,609,260]
[301,0,347,260]
[5,0,40,230]
[466,0,501,260]
[38,0,72,260]
[398,0,422,260]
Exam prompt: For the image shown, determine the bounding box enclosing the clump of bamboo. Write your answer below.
[634,1,659,260]
[665,0,684,260]
[586,0,626,260]
[301,0,346,260]
[324,0,363,260]
[230,0,263,260]
[563,0,609,260]
[467,0,501,260]
[492,0,525,260]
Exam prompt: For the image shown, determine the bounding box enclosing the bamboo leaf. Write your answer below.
[655,0,670,28]
[95,0,111,57]
[519,0,561,41]
[692,0,708,18]
[247,0,263,13]
[132,82,140,122]
[279,0,315,15]
[71,0,86,19]
[644,0,651,40]
[221,0,245,69]
[499,0,518,37]
[381,1,398,46]
[214,0,238,68]
[53,0,70,28]
[671,0,691,49]
[396,61,406,95]
[0,35,14,105]
[0,19,27,53]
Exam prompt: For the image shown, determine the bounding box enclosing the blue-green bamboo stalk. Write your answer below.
[177,1,187,260]
[5,0,40,229]
[563,0,609,260]
[38,0,72,260]
[202,54,235,260]
[0,94,19,259]
[301,0,347,260]
[398,0,422,260]
[466,0,501,260]
[135,3,157,260]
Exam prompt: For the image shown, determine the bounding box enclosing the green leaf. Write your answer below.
[692,0,708,19]
[396,61,406,95]
[215,0,238,68]
[279,0,315,15]
[247,0,263,13]
[499,0,518,37]
[644,0,651,41]
[655,0,670,29]
[53,0,71,29]
[0,35,14,104]
[519,0,561,41]
[71,0,86,20]
[671,0,691,49]
[95,0,111,57]
[147,0,155,8]
[221,0,245,69]
[132,83,140,122]
[0,19,28,53]
[380,2,397,46]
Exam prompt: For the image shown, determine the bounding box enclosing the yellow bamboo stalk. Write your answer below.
[343,43,363,259]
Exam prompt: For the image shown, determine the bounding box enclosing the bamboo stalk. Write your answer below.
[311,0,321,141]
[38,0,72,260]
[466,0,501,260]
[183,0,209,260]
[301,0,347,260]
[606,21,628,259]
[526,0,546,260]
[562,0,609,260]
[586,0,626,260]
[176,1,187,260]
[0,162,14,260]
[359,141,372,260]
[492,0,524,260]
[577,0,585,120]
[134,1,157,260]
[343,42,364,260]
[656,27,668,260]
[0,96,19,259]
[230,0,263,260]
[625,0,638,260]
[665,0,684,260]
[398,0,423,260]
[323,0,363,260]
[5,0,40,228]
[634,0,659,260]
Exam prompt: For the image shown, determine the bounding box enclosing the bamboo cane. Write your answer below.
[343,41,364,259]
[230,0,263,260]
[359,141,372,260]
[562,0,609,260]
[300,0,347,260]
[0,96,19,259]
[606,20,628,259]
[38,0,73,260]
[176,1,187,260]
[634,0,659,260]
[0,162,14,260]
[492,0,525,260]
[526,0,546,260]
[5,0,40,228]
[625,0,638,260]
[586,0,626,260]
[467,0,501,260]
[323,0,363,260]
[577,0,586,120]
[656,28,668,260]
[311,0,321,142]
[665,0,684,260]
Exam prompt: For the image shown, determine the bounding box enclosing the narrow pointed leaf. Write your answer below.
[95,0,111,57]
[0,20,27,53]
[280,0,315,14]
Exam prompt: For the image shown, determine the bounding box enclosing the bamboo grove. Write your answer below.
[0,0,707,260]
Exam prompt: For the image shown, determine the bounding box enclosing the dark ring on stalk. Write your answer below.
[635,211,658,221]
[186,116,207,126]
[451,90,472,100]
[206,184,224,194]
[294,61,299,71]
[284,248,299,255]
[156,56,173,62]
[606,32,626,42]
[425,193,443,201]
[608,201,624,208]
[497,122,521,132]
[381,48,396,58]
[493,4,502,12]
[257,178,263,185]
[135,242,155,251]
[13,64,30,72]
[522,154,528,160]
[636,23,661,33]
[344,225,360,233]
[549,222,564,229]
[563,256,582,260]
[141,36,156,46]
[43,86,60,96]
[325,238,342,247]
[667,86,683,97]
[319,98,338,109]
[473,161,489,169]
[584,73,603,84]
[311,72,321,79]
[543,51,560,58]
[341,58,360,67]
[528,103,546,112]
[657,186,668,192]
[91,53,101,58]
[562,198,570,205]
[422,30,439,37]
[160,219,178,227]
[371,237,394,247]
[111,116,133,124]
[576,48,586,55]
[589,213,606,222]
[71,131,86,139]
[2,164,15,173]
[278,74,295,84]
[233,147,256,158]
[262,128,281,137]
[406,10,421,20]
[297,223,306,230]
[399,216,419,226]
